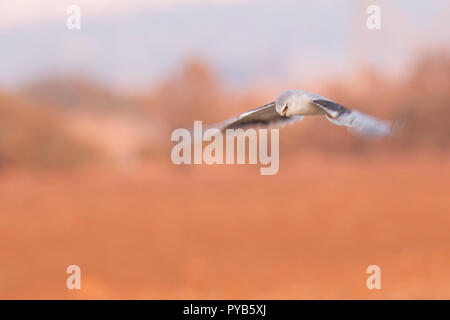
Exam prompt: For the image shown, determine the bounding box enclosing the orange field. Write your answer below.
[1,152,449,299]
[1,0,449,301]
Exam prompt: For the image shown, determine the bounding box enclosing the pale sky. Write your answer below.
[1,0,449,90]
[0,0,244,30]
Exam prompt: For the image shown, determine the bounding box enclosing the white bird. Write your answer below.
[214,89,399,138]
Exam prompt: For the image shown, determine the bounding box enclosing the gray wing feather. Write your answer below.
[310,98,393,138]
[216,102,303,131]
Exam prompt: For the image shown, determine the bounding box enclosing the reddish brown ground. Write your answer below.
[1,152,449,299]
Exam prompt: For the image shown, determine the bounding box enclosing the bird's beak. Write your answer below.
[280,105,288,116]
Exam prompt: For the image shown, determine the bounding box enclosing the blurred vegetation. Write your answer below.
[0,52,449,171]
[0,93,98,169]
[145,58,223,129]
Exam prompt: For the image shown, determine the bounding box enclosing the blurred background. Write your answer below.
[1,0,450,299]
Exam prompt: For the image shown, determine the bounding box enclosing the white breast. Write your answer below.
[287,93,326,116]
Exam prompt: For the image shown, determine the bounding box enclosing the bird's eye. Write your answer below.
[282,104,289,113]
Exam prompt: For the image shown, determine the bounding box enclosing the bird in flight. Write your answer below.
[213,90,399,138]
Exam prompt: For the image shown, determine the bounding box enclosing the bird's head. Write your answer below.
[275,90,299,117]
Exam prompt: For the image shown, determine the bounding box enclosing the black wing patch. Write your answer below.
[311,99,351,118]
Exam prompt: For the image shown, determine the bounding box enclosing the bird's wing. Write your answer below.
[310,98,394,138]
[214,102,303,131]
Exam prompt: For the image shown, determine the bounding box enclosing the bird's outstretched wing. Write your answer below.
[310,98,394,138]
[214,102,303,131]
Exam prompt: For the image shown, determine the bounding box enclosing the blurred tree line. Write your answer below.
[0,52,449,170]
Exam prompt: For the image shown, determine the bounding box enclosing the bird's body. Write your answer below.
[276,90,327,117]
[213,90,400,138]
